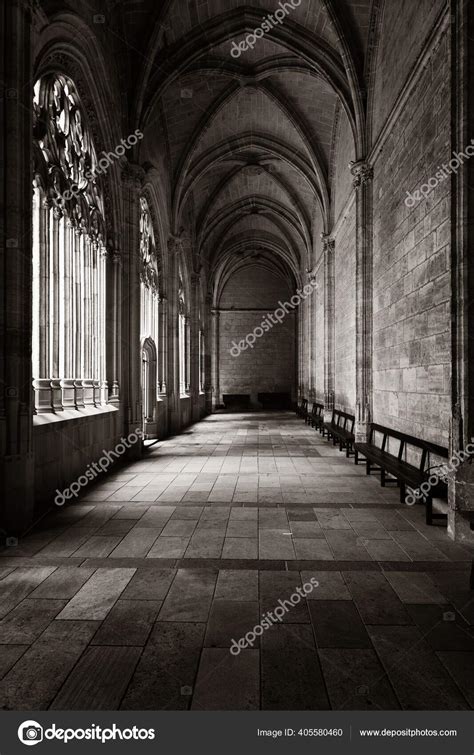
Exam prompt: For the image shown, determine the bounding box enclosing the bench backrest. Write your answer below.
[368,423,448,471]
[311,402,324,416]
[331,409,355,432]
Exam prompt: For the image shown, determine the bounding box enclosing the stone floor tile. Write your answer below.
[368,625,469,710]
[184,532,224,559]
[384,571,449,604]
[51,646,142,710]
[308,601,372,648]
[158,569,216,622]
[147,536,189,558]
[259,530,295,560]
[204,600,259,648]
[91,599,161,646]
[318,648,400,710]
[343,572,412,625]
[191,648,259,710]
[0,646,29,681]
[222,538,258,559]
[293,539,334,560]
[120,568,175,600]
[29,566,95,600]
[262,625,329,710]
[0,620,99,709]
[121,621,206,709]
[214,570,258,601]
[109,527,162,558]
[0,599,66,644]
[160,519,197,537]
[72,536,124,558]
[300,571,351,600]
[56,568,135,620]
[436,652,474,707]
[324,531,371,561]
[259,572,309,623]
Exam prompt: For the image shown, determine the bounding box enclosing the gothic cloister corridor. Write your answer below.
[0,412,473,711]
[1,0,474,732]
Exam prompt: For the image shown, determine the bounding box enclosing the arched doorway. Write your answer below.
[141,337,158,438]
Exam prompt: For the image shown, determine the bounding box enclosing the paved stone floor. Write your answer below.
[1,412,474,710]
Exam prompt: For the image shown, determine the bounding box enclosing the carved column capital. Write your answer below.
[349,160,373,188]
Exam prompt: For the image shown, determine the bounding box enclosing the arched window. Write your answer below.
[178,267,189,395]
[32,73,107,412]
[139,196,159,432]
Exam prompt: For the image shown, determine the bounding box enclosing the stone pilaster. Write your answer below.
[107,249,121,403]
[167,238,180,432]
[350,159,374,442]
[322,234,335,422]
[190,272,201,421]
[0,0,35,534]
[211,308,220,409]
[158,294,168,395]
[447,0,474,542]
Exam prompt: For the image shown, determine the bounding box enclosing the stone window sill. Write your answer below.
[33,404,119,427]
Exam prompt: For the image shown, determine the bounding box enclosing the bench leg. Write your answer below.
[381,468,386,487]
[426,496,433,526]
[399,482,406,503]
[366,461,371,475]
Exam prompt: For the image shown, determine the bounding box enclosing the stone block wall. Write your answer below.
[372,28,451,444]
[334,200,357,412]
[218,264,296,405]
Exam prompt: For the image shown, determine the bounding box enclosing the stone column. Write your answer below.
[322,234,335,422]
[121,163,145,455]
[447,0,474,541]
[0,0,35,533]
[190,273,200,421]
[204,293,213,413]
[105,250,122,404]
[158,294,168,395]
[211,308,220,409]
[167,238,180,432]
[350,159,374,442]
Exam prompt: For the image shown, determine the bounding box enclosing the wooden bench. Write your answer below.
[354,423,449,525]
[296,397,308,419]
[222,394,251,412]
[322,409,355,457]
[308,402,324,430]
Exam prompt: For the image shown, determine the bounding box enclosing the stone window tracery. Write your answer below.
[32,73,107,412]
[139,196,160,434]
